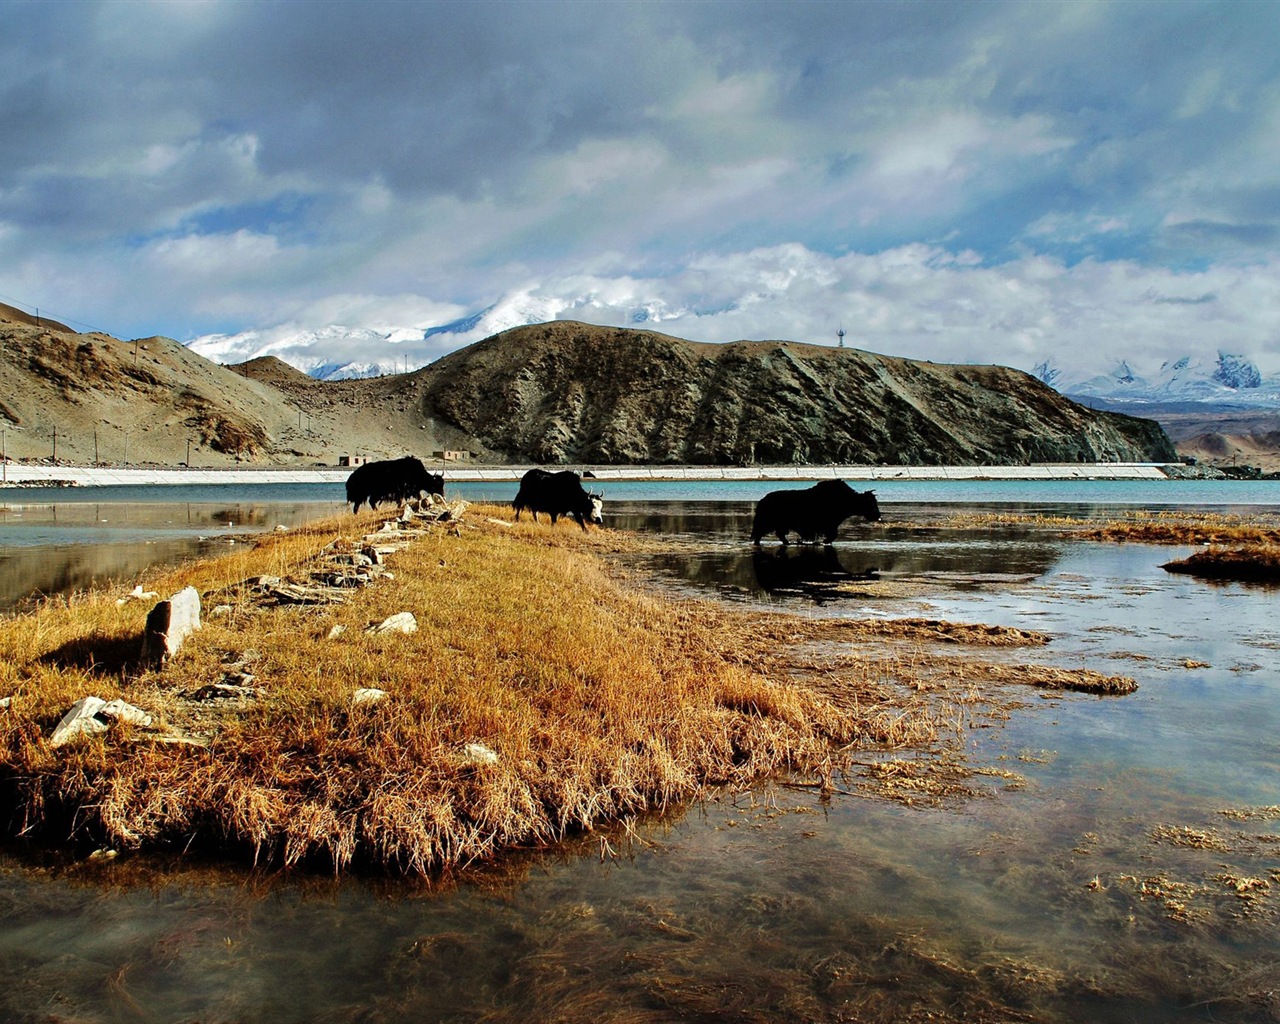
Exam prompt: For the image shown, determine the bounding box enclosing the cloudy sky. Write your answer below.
[2,0,1279,377]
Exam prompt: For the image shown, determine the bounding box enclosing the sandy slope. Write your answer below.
[0,314,463,467]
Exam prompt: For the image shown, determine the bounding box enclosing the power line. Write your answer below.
[0,291,115,336]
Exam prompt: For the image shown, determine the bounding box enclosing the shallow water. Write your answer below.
[0,498,347,611]
[2,487,1280,1022]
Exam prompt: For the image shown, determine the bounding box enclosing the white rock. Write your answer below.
[116,583,160,607]
[49,696,155,748]
[140,586,201,665]
[327,624,347,639]
[366,611,417,635]
[462,742,499,765]
[49,697,109,747]
[99,699,153,728]
[352,688,389,705]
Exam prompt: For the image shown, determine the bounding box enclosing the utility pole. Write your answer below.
[186,437,192,466]
[52,426,57,463]
[94,427,99,465]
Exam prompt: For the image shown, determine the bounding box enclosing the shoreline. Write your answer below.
[0,461,1181,487]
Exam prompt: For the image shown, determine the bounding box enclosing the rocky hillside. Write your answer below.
[0,317,284,466]
[0,309,1175,467]
[419,322,1175,465]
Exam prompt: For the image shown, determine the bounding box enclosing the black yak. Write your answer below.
[512,468,603,531]
[750,480,880,546]
[346,457,443,512]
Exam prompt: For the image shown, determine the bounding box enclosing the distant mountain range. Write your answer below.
[191,312,1280,420]
[1033,352,1280,410]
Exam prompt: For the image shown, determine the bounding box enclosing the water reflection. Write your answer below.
[616,499,1068,602]
[750,544,877,597]
[0,537,227,610]
[0,500,345,611]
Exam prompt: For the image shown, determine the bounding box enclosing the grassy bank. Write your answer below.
[1,504,951,874]
[1161,543,1280,581]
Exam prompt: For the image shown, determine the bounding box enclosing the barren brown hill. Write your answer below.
[417,322,1176,465]
[0,301,75,334]
[1177,429,1280,474]
[0,313,1175,467]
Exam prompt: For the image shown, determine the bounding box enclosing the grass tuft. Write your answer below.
[1161,543,1280,582]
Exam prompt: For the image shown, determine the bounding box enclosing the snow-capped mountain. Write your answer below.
[187,295,563,379]
[1033,352,1280,408]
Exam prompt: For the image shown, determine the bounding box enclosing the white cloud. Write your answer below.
[188,242,1280,379]
[0,0,1277,378]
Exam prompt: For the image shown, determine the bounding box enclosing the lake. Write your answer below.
[2,480,1279,1022]
[4,477,1280,610]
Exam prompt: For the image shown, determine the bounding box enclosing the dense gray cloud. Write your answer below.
[1,0,1278,375]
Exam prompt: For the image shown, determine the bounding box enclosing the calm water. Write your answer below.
[2,481,1280,1022]
[5,476,1280,610]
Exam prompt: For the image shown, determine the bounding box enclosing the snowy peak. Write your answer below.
[1035,351,1279,407]
[186,299,560,380]
[1211,352,1262,390]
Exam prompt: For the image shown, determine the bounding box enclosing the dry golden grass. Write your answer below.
[925,509,1280,546]
[0,504,914,874]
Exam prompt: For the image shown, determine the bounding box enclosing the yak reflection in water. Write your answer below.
[751,545,879,600]
[640,533,1064,603]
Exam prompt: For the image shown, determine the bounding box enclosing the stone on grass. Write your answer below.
[140,586,201,666]
[462,742,499,765]
[365,611,417,635]
[49,696,153,748]
[352,688,389,706]
[116,583,159,607]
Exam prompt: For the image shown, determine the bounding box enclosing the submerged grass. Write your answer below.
[924,508,1280,546]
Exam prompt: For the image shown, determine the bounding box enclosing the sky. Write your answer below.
[2,0,1279,379]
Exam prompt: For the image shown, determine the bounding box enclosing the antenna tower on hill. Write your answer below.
[837,327,846,348]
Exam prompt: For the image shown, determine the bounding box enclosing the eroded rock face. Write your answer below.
[421,323,1177,466]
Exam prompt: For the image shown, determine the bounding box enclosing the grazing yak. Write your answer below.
[346,456,443,512]
[750,479,880,546]
[513,468,604,531]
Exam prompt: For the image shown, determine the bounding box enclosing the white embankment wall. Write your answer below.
[0,463,1177,487]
